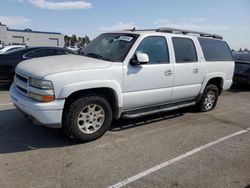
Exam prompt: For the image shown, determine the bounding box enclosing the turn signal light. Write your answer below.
[40,95,55,102]
[28,92,55,102]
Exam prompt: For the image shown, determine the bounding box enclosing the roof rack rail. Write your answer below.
[156,27,223,40]
[124,28,156,32]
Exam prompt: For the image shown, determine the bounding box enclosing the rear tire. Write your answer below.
[197,84,219,112]
[62,94,113,142]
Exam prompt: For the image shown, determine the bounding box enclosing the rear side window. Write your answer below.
[198,38,233,61]
[172,37,198,63]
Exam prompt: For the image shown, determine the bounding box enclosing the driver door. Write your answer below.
[123,36,174,110]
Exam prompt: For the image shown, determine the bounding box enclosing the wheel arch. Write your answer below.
[197,75,224,103]
[63,87,122,120]
[200,74,225,95]
[206,77,224,95]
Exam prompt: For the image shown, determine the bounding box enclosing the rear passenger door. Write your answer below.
[171,37,204,101]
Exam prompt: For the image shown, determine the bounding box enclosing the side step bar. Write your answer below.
[122,101,196,119]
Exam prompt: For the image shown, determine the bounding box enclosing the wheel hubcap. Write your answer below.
[77,104,105,134]
[204,91,216,110]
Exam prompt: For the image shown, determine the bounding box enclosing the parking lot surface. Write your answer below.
[0,84,250,188]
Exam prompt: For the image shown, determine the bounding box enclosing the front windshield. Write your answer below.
[81,33,139,62]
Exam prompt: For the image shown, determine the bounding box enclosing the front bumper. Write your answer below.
[10,84,65,128]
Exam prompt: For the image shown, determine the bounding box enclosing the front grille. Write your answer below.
[14,73,29,96]
[16,85,27,94]
[16,73,28,84]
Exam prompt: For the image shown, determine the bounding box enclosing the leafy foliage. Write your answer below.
[64,34,90,47]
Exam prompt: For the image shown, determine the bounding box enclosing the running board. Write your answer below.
[122,101,196,119]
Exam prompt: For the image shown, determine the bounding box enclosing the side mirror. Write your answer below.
[130,52,149,65]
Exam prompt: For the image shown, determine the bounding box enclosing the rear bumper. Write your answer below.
[10,84,65,128]
[223,79,233,91]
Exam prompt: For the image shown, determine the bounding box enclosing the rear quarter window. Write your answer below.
[198,38,233,61]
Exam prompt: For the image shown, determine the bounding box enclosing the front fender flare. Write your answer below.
[58,80,123,108]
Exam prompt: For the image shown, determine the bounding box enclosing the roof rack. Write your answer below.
[124,28,156,32]
[156,27,223,39]
[124,27,223,40]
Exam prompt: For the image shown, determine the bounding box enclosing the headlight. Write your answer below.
[28,92,55,102]
[29,78,53,90]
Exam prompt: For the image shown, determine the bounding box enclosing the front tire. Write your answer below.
[197,84,219,112]
[62,94,113,142]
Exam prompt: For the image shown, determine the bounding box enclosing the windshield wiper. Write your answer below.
[85,53,113,62]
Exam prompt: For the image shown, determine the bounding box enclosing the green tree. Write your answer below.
[70,34,77,46]
[85,35,90,45]
[77,37,82,47]
[77,35,90,47]
[65,34,91,47]
[64,35,70,47]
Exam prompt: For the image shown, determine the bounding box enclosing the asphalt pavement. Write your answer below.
[0,84,249,188]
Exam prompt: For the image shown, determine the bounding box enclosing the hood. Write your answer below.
[16,54,112,79]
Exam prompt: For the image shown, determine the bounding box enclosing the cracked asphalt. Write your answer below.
[0,83,250,188]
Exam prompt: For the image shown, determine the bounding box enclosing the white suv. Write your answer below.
[10,27,234,142]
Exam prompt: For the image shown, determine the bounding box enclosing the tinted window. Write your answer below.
[199,38,233,61]
[172,37,197,63]
[135,36,169,64]
[234,53,250,62]
[36,49,54,57]
[25,49,55,58]
[24,50,36,58]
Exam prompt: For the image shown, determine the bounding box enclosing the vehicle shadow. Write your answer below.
[0,109,75,154]
[0,83,11,91]
[0,107,186,154]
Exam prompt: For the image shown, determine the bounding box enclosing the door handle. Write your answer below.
[193,68,199,74]
[165,70,172,76]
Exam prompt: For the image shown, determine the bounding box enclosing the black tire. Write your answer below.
[62,94,113,142]
[197,84,219,112]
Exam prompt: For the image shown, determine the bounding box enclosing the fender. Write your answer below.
[200,72,225,94]
[58,80,123,108]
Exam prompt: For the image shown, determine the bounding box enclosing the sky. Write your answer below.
[0,0,249,50]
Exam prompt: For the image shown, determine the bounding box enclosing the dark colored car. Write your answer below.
[0,46,73,83]
[233,53,250,86]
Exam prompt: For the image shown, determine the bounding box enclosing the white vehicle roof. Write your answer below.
[0,45,26,54]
